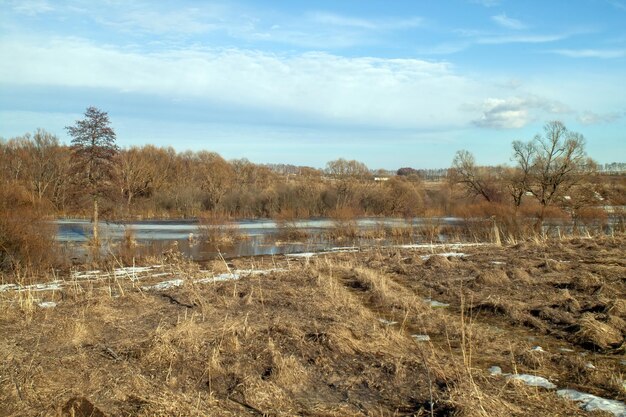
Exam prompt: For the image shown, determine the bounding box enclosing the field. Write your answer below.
[1,236,625,416]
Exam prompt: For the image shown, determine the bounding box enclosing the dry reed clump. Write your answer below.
[198,213,242,244]
[573,313,623,351]
[424,255,452,269]
[608,299,626,318]
[551,289,582,313]
[572,272,601,291]
[535,307,577,326]
[606,315,626,333]
[507,268,533,284]
[469,298,547,332]
[474,269,510,286]
[538,259,567,272]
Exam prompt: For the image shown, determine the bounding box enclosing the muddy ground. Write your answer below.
[0,236,624,416]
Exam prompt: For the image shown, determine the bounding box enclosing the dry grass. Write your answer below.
[1,236,624,416]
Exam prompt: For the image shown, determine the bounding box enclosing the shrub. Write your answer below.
[0,183,57,273]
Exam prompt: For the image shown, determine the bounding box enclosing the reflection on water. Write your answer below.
[56,217,463,261]
[56,216,617,262]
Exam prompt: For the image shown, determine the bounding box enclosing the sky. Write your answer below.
[1,0,625,169]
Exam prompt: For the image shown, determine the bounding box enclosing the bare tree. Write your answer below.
[508,140,535,208]
[195,151,234,211]
[449,150,503,202]
[514,121,592,224]
[66,107,119,243]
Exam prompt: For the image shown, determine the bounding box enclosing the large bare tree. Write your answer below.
[66,107,118,243]
[449,150,503,202]
[513,121,591,224]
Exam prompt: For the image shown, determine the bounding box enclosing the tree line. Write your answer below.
[0,109,427,222]
[1,111,623,226]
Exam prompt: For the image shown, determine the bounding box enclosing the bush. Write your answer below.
[0,183,58,273]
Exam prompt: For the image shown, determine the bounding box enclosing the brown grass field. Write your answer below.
[1,236,625,416]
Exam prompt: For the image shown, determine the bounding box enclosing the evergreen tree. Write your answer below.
[66,107,118,244]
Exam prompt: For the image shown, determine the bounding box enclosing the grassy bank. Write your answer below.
[1,236,624,415]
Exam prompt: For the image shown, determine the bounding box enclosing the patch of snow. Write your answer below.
[559,348,575,352]
[141,279,184,291]
[37,301,57,308]
[396,243,488,249]
[530,346,545,352]
[424,298,450,308]
[19,281,63,292]
[412,334,431,342]
[196,273,240,284]
[507,374,556,389]
[328,246,359,252]
[557,389,626,417]
[491,261,506,265]
[71,270,103,279]
[420,252,466,260]
[113,266,158,276]
[378,318,397,326]
[489,366,502,376]
[286,252,316,258]
[585,362,596,370]
[150,272,171,278]
[0,283,19,292]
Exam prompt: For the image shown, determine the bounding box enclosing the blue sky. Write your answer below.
[1,0,625,169]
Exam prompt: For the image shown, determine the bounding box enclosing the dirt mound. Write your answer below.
[551,289,581,313]
[424,255,452,269]
[508,268,533,284]
[573,313,624,351]
[475,269,510,286]
[572,272,601,291]
[607,315,626,333]
[539,259,567,272]
[62,397,107,417]
[535,307,576,326]
[608,299,626,318]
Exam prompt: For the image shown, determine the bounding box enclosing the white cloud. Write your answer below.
[309,12,423,31]
[549,48,626,58]
[577,110,624,125]
[9,0,53,15]
[471,96,571,129]
[478,33,567,44]
[0,36,489,130]
[470,0,500,7]
[491,13,526,30]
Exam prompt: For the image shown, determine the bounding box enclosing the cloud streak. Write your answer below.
[0,36,489,130]
[471,96,571,129]
[309,12,423,31]
[577,110,624,124]
[491,13,526,30]
[549,48,626,58]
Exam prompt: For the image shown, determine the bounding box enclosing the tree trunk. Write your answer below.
[93,195,99,245]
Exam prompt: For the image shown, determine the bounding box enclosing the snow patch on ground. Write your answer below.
[557,389,626,417]
[508,374,556,389]
[37,301,57,308]
[144,268,285,291]
[286,247,359,258]
[396,243,488,250]
[489,366,556,389]
[142,279,184,291]
[489,366,502,376]
[424,298,450,308]
[420,252,467,260]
